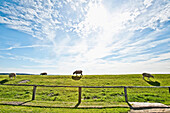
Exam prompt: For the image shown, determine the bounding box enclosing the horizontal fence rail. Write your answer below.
[1,84,170,88]
[0,84,170,106]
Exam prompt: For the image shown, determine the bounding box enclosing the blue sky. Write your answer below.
[0,0,170,75]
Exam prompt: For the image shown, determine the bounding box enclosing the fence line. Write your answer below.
[0,84,170,104]
[1,84,170,88]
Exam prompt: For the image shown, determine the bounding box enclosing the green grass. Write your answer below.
[0,74,170,112]
[0,105,129,113]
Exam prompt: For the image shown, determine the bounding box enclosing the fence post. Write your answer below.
[169,87,170,94]
[32,86,37,100]
[124,87,128,102]
[78,87,82,104]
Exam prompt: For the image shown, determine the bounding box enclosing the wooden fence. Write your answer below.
[0,84,170,104]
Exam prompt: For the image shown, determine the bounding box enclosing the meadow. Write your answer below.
[0,74,170,113]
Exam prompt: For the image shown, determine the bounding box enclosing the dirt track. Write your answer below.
[129,102,170,113]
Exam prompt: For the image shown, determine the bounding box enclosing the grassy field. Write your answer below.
[0,74,170,113]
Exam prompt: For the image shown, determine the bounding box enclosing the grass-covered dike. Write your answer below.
[0,74,170,113]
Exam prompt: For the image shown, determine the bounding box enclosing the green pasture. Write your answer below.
[0,74,170,112]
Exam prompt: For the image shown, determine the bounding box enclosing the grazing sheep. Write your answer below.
[72,70,83,80]
[73,70,83,76]
[9,73,16,79]
[142,73,154,80]
[40,72,47,75]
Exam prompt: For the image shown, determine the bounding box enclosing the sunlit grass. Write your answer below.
[0,105,130,113]
[0,74,170,112]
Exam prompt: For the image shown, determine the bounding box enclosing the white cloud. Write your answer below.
[0,0,169,74]
[0,45,51,50]
[144,0,153,8]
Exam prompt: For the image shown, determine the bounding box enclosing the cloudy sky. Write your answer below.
[0,0,169,75]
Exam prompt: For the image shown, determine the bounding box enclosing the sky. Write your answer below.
[0,0,170,75]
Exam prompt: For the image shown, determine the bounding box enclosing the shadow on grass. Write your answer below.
[126,101,133,109]
[0,100,129,109]
[74,102,81,108]
[1,101,169,111]
[18,100,32,105]
[133,106,170,110]
[144,79,160,86]
[0,79,9,84]
[0,103,129,109]
[72,76,82,80]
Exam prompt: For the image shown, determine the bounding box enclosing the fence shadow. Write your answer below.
[74,102,81,108]
[132,106,170,110]
[126,101,133,109]
[0,102,129,109]
[0,79,9,84]
[0,100,32,106]
[144,79,160,86]
[18,100,32,105]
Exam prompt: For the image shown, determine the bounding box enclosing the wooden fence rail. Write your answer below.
[0,84,170,104]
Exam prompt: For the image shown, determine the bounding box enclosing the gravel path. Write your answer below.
[129,102,170,113]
